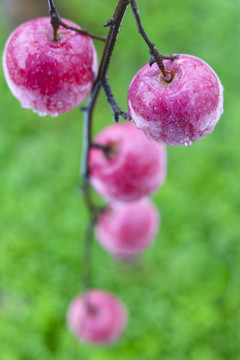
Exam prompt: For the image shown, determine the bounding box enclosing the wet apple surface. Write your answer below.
[2,17,97,117]
[128,54,224,146]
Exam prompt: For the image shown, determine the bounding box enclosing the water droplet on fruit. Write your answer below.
[184,140,192,147]
[33,109,47,117]
[51,112,59,118]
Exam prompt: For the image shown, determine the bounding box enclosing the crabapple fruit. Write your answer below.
[2,17,97,117]
[95,198,159,257]
[89,123,167,202]
[67,289,128,345]
[127,54,224,146]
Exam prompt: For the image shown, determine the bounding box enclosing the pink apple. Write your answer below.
[128,54,224,146]
[67,289,128,345]
[89,123,167,202]
[2,17,98,117]
[95,198,159,257]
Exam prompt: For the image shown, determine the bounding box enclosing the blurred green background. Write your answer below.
[0,0,240,359]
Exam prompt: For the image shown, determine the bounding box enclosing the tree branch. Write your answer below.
[80,0,131,291]
[80,0,177,292]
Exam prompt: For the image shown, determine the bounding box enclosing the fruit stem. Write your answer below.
[59,20,106,42]
[91,142,118,159]
[82,219,95,291]
[91,143,112,151]
[130,0,176,82]
[48,0,61,41]
[48,0,106,42]
[102,77,130,122]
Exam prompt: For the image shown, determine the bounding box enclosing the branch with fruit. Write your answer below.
[2,0,223,346]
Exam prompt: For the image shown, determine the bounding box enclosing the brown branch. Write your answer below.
[80,0,131,291]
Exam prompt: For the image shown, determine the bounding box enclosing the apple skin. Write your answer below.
[67,290,128,345]
[2,17,98,117]
[89,123,167,202]
[127,54,224,146]
[95,198,159,257]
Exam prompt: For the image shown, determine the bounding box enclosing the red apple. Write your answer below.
[95,198,159,257]
[67,290,128,345]
[89,123,167,202]
[2,17,97,117]
[128,54,224,146]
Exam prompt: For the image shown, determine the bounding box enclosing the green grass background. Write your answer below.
[0,0,240,359]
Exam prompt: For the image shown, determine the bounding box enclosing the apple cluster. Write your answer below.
[2,8,224,347]
[90,122,164,256]
[85,121,166,344]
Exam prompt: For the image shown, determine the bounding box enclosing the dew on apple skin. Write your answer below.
[32,109,47,117]
[184,140,192,147]
[51,113,59,118]
[32,109,59,118]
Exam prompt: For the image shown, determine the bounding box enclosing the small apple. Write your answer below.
[67,289,128,345]
[128,54,224,146]
[95,198,159,257]
[2,17,98,117]
[89,123,167,202]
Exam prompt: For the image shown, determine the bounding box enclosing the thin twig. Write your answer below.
[130,0,177,82]
[91,142,117,159]
[102,77,131,122]
[82,219,95,291]
[48,0,106,41]
[59,20,106,42]
[91,142,112,153]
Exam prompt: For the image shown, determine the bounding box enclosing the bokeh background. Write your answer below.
[0,0,240,359]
